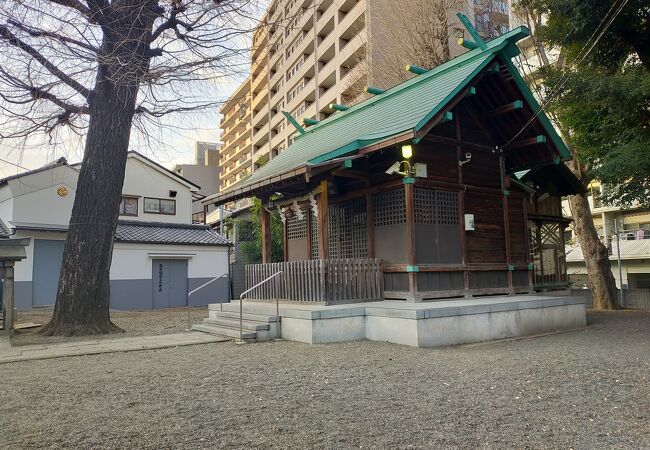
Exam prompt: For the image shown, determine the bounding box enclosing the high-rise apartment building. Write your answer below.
[219,77,253,192]
[219,0,511,196]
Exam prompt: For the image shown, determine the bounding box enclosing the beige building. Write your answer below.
[563,182,650,289]
[218,0,511,199]
[219,77,253,192]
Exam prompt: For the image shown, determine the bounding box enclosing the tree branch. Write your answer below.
[45,0,93,18]
[7,20,98,53]
[0,24,91,98]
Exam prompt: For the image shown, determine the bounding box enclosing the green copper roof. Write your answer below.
[215,25,570,200]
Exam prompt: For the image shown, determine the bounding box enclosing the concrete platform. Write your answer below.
[214,295,586,348]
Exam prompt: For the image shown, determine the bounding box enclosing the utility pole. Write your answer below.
[614,219,624,306]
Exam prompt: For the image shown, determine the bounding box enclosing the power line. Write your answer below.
[0,157,30,171]
[502,0,630,151]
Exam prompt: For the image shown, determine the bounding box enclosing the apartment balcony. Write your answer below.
[269,41,284,68]
[319,82,338,110]
[316,1,335,33]
[287,56,315,87]
[252,105,270,130]
[252,85,269,109]
[270,131,285,150]
[252,123,270,148]
[251,65,269,93]
[338,29,366,65]
[268,88,285,113]
[338,0,365,32]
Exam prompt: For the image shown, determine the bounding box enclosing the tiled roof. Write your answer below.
[566,239,650,261]
[115,221,229,246]
[204,24,572,206]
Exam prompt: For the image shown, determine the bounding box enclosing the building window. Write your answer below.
[119,196,138,217]
[144,197,176,215]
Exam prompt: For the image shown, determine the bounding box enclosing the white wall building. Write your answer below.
[0,152,230,311]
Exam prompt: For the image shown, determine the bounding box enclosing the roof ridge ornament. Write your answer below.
[282,111,305,135]
[456,13,487,50]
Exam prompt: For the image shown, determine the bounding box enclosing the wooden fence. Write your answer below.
[245,259,384,304]
[570,288,650,310]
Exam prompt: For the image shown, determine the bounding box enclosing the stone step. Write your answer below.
[212,301,282,316]
[191,323,257,340]
[208,309,278,323]
[203,317,270,332]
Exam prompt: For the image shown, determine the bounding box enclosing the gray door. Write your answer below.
[152,259,188,308]
[33,239,65,307]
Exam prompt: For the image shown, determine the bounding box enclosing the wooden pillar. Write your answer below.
[404,181,417,301]
[456,110,471,297]
[306,207,312,260]
[261,208,271,264]
[317,180,329,259]
[523,196,534,293]
[282,216,288,262]
[499,152,514,295]
[366,193,375,258]
[2,263,15,331]
[535,222,546,286]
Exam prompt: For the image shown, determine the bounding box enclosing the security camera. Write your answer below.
[459,152,472,167]
[385,161,401,175]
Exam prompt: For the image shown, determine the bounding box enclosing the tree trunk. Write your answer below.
[568,194,618,310]
[42,4,159,336]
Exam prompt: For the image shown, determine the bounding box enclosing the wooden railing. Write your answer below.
[245,259,384,304]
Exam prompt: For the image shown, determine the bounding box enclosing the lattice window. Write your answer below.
[328,197,368,259]
[437,191,459,225]
[414,188,459,225]
[414,188,436,224]
[373,188,406,226]
[286,205,308,240]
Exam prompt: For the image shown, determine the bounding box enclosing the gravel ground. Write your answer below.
[12,307,210,346]
[1,310,649,449]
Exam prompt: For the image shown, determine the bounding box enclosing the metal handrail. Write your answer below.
[238,270,282,342]
[187,273,229,331]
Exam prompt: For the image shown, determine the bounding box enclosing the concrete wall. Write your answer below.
[12,234,230,310]
[568,260,650,289]
[4,165,78,227]
[271,296,587,348]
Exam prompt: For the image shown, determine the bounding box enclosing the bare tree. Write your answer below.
[0,0,262,335]
[338,0,463,105]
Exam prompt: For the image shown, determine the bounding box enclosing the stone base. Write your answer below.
[214,296,587,348]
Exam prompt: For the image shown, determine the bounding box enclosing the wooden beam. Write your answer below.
[317,180,329,259]
[365,86,385,95]
[261,208,271,264]
[329,103,349,111]
[302,117,319,126]
[482,100,523,119]
[331,169,369,180]
[508,135,547,150]
[422,134,495,151]
[406,64,428,75]
[458,37,479,49]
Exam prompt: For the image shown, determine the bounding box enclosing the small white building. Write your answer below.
[0,152,230,311]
